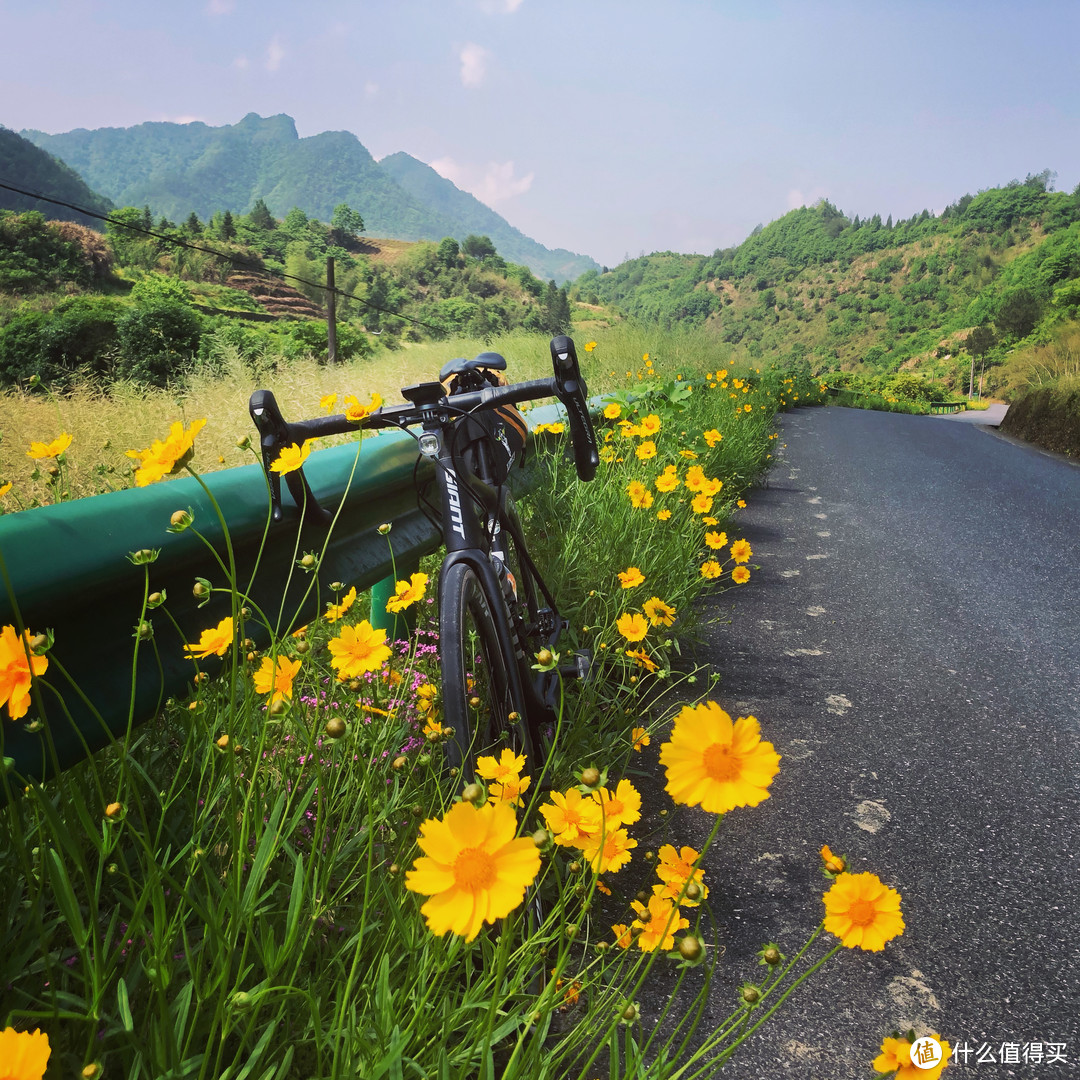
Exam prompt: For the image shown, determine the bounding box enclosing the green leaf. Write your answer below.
[117,976,135,1032]
[46,847,87,948]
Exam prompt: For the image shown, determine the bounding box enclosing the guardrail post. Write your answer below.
[370,556,421,641]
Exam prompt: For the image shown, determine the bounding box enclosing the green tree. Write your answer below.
[247,198,276,230]
[995,288,1042,339]
[219,210,237,241]
[184,212,203,236]
[965,325,996,357]
[330,203,364,244]
[436,237,461,269]
[462,234,497,259]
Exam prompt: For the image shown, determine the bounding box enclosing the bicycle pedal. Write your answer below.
[559,649,593,683]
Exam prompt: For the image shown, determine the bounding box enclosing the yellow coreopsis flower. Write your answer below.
[700,477,723,497]
[635,440,657,461]
[0,481,12,499]
[324,585,358,623]
[581,824,637,874]
[327,620,392,679]
[731,566,751,584]
[618,566,645,589]
[583,340,598,352]
[126,419,207,487]
[743,403,753,413]
[344,392,383,422]
[655,469,679,493]
[627,481,653,509]
[490,773,531,807]
[656,508,672,521]
[700,560,722,580]
[27,433,72,460]
[824,871,905,951]
[616,613,648,642]
[643,596,676,627]
[0,1026,51,1080]
[659,701,780,814]
[271,440,314,475]
[655,844,709,906]
[320,392,338,413]
[630,895,688,952]
[476,747,526,783]
[873,1034,951,1079]
[0,625,48,721]
[183,616,234,659]
[612,923,633,949]
[631,726,651,751]
[637,414,661,436]
[603,401,622,419]
[703,429,722,447]
[405,800,541,942]
[684,465,706,492]
[385,572,429,613]
[593,778,642,827]
[691,493,713,515]
[730,539,752,563]
[253,654,302,705]
[540,787,602,846]
[705,530,728,550]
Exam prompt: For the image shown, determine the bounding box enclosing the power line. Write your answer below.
[0,177,448,334]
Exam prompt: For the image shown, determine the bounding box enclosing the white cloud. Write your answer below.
[206,0,234,14]
[233,54,249,70]
[265,36,285,72]
[787,186,828,210]
[430,157,534,206]
[459,43,490,88]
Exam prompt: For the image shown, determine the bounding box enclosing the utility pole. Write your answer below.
[969,351,975,399]
[326,255,338,364]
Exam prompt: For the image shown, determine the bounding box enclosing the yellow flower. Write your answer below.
[821,844,847,874]
[27,433,72,460]
[0,625,48,722]
[737,499,746,508]
[700,477,723,497]
[730,539,752,563]
[584,341,598,352]
[631,726,651,751]
[656,508,672,521]
[271,440,314,475]
[824,871,905,951]
[655,470,679,493]
[691,493,713,515]
[490,773,531,808]
[642,353,650,362]
[385,572,429,613]
[655,844,709,906]
[540,788,602,846]
[344,392,383,422]
[635,440,657,461]
[703,429,722,447]
[593,778,642,827]
[603,402,622,419]
[684,465,706,492]
[0,481,11,499]
[405,800,541,942]
[324,585,358,622]
[873,1034,951,1079]
[327,620,392,679]
[599,446,616,464]
[731,566,751,585]
[253,654,302,704]
[705,530,727,550]
[625,647,658,672]
[320,392,337,413]
[618,566,645,589]
[183,616,234,659]
[618,420,640,438]
[627,481,653,509]
[476,747,526,783]
[0,1026,51,1080]
[643,596,676,627]
[743,403,753,413]
[546,422,566,435]
[630,895,688,951]
[700,560,722,580]
[616,613,648,642]
[422,715,450,738]
[702,516,718,526]
[126,419,207,486]
[612,923,633,949]
[679,449,698,459]
[637,414,661,436]
[659,701,780,813]
[581,824,637,874]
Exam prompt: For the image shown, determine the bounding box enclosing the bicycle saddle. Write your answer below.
[439,352,507,381]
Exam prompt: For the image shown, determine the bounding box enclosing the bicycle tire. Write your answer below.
[440,561,534,778]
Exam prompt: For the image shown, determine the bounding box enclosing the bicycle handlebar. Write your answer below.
[249,335,598,522]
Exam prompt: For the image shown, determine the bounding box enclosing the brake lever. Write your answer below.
[249,389,333,525]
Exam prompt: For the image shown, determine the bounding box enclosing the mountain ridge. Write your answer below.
[19,113,598,283]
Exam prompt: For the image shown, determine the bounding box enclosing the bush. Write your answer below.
[0,210,91,292]
[115,300,203,386]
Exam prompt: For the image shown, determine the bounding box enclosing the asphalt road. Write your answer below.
[658,405,1080,1079]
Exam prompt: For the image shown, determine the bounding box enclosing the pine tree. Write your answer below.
[220,210,236,241]
[248,198,276,230]
[184,212,203,236]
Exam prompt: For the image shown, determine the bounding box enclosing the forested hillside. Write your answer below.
[0,126,113,226]
[573,172,1080,395]
[19,113,598,283]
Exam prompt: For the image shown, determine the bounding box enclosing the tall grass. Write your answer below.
[1,330,917,1076]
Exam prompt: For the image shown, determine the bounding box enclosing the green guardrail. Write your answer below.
[1,401,568,785]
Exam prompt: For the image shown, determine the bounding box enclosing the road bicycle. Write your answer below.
[249,335,599,778]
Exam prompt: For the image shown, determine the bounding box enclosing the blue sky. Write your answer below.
[2,0,1078,267]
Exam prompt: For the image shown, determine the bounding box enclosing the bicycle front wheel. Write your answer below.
[439,561,533,778]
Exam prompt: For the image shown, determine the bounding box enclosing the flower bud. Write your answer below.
[740,985,761,1005]
[678,936,703,962]
[580,767,601,788]
[392,756,407,771]
[105,802,123,819]
[216,734,230,749]
[137,621,153,640]
[81,1064,102,1079]
[468,696,481,708]
[170,509,192,530]
[532,828,550,848]
[762,946,782,966]
[536,648,553,666]
[269,699,287,716]
[388,863,400,875]
[325,718,346,739]
[193,581,209,598]
[347,678,363,693]
[462,783,484,804]
[684,881,701,901]
[564,923,578,939]
[30,632,50,654]
[329,581,345,592]
[569,861,582,875]
[300,554,316,569]
[295,641,310,654]
[148,591,164,608]
[230,991,252,1011]
[377,522,392,535]
[621,1003,639,1023]
[236,435,251,450]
